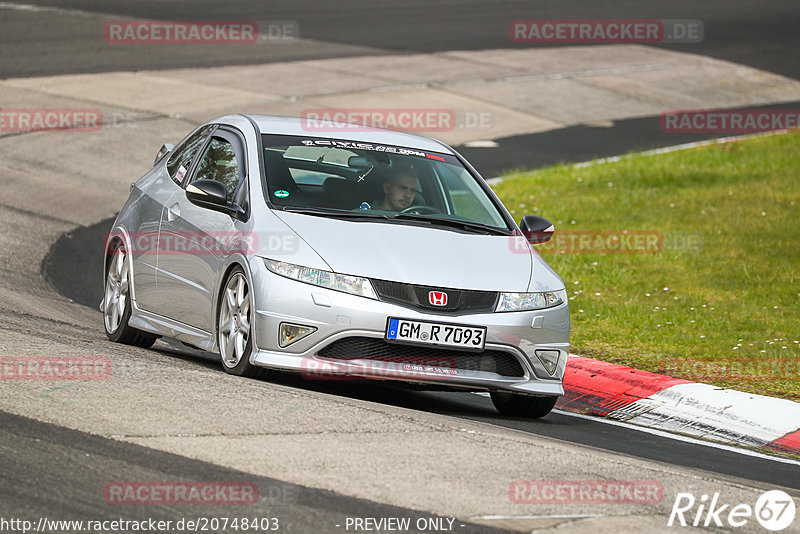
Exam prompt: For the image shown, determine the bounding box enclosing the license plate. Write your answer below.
[385,318,486,351]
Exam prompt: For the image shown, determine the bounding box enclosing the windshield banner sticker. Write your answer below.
[300,139,428,158]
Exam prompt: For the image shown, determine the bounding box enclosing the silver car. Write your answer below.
[102,114,569,417]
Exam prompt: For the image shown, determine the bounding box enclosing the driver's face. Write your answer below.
[383,174,417,211]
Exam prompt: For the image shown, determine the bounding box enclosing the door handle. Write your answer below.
[167,203,180,221]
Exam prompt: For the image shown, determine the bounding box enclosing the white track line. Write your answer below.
[471,392,798,465]
[0,2,98,16]
[552,409,800,466]
[572,129,790,168]
[486,129,790,184]
[471,513,603,520]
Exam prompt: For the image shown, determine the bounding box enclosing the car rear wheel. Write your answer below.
[218,268,267,378]
[490,392,558,418]
[103,244,157,348]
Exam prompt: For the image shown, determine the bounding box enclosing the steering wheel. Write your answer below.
[399,205,441,215]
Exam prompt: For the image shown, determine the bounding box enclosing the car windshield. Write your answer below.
[260,135,510,233]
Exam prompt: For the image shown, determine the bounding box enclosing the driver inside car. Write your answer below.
[372,168,418,211]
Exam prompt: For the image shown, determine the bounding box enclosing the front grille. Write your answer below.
[317,337,525,378]
[371,279,498,314]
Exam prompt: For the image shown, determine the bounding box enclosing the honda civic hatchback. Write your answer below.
[102,114,569,417]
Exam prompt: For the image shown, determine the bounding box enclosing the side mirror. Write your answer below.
[519,215,555,244]
[186,179,228,206]
[186,179,247,221]
[154,143,175,166]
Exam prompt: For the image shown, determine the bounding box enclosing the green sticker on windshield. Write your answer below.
[274,190,289,198]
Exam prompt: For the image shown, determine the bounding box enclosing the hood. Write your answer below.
[272,212,562,292]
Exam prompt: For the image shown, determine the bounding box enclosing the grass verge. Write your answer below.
[493,131,800,400]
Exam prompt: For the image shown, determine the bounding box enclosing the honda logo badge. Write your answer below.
[428,291,448,306]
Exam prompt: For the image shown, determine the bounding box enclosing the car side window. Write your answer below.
[166,125,213,186]
[190,136,242,204]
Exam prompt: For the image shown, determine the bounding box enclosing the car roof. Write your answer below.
[237,114,455,155]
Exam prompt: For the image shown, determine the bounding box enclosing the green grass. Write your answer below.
[493,132,800,400]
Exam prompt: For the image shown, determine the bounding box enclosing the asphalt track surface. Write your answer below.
[2,0,799,80]
[3,1,798,176]
[6,0,800,529]
[0,410,510,534]
[461,102,800,177]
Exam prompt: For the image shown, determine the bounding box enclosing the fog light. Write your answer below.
[535,350,560,375]
[279,323,316,348]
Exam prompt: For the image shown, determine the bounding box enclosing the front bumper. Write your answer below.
[248,258,569,396]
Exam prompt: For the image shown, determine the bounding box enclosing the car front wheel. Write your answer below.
[490,392,558,418]
[218,267,268,378]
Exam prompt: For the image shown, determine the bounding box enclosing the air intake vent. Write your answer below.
[317,337,525,378]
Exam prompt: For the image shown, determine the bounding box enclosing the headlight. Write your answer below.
[264,259,378,300]
[496,289,566,312]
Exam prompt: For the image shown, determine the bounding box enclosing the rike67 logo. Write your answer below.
[668,490,796,531]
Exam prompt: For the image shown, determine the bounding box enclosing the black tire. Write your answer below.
[217,267,269,379]
[103,244,158,349]
[490,392,558,418]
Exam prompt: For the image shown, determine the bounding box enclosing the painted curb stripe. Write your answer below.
[558,355,691,415]
[763,430,800,455]
[608,383,800,448]
[560,355,800,456]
